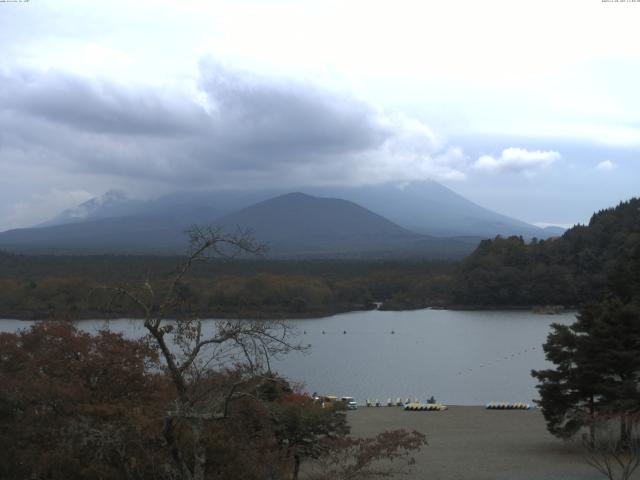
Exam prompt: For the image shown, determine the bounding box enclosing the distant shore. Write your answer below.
[1,304,577,322]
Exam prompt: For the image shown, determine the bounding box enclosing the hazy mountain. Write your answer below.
[308,181,558,238]
[38,190,147,227]
[1,180,562,257]
[0,192,479,258]
[0,209,220,255]
[39,181,557,239]
[216,192,436,256]
[40,189,276,229]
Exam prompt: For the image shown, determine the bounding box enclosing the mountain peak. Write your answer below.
[79,189,129,209]
[274,192,313,200]
[38,189,133,227]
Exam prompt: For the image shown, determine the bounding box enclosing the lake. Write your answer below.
[0,309,575,406]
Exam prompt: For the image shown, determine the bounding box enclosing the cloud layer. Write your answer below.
[0,62,473,197]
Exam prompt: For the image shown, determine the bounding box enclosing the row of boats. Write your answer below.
[365,398,444,409]
[485,402,532,410]
[404,403,448,411]
[363,399,534,410]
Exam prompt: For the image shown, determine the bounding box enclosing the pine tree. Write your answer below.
[532,297,640,444]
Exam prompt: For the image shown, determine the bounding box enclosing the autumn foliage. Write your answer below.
[0,322,426,480]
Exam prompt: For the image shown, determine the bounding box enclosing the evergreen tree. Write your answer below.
[532,297,640,444]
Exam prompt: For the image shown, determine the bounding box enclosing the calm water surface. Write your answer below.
[0,309,575,406]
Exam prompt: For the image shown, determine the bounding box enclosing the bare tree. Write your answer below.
[582,413,640,480]
[303,430,427,480]
[98,226,304,480]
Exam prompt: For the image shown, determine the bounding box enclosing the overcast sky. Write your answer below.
[1,0,638,231]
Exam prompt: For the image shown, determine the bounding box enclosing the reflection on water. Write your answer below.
[0,309,575,405]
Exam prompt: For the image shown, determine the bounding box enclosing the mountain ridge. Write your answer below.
[0,191,480,258]
[34,181,563,239]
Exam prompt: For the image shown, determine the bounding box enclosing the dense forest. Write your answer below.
[0,253,453,319]
[0,197,638,318]
[451,197,640,307]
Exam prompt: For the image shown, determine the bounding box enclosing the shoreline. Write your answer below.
[0,304,577,322]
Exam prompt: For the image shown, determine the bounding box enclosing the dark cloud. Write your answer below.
[199,61,390,162]
[0,69,206,136]
[0,62,457,191]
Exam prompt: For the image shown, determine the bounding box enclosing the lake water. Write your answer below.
[0,309,575,406]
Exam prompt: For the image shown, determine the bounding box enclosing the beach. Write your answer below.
[347,406,623,480]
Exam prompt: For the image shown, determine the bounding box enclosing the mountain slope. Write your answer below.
[215,192,479,257]
[0,207,222,254]
[0,192,479,258]
[38,190,146,227]
[218,192,411,250]
[33,181,559,239]
[308,181,556,238]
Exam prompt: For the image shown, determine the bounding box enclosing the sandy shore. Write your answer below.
[346,406,631,480]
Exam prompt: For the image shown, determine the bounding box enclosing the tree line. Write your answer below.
[0,254,452,319]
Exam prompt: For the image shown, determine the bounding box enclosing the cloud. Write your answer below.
[0,62,468,193]
[474,147,560,174]
[0,69,206,136]
[4,189,94,230]
[596,160,616,171]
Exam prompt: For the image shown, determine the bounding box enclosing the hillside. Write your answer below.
[449,198,640,307]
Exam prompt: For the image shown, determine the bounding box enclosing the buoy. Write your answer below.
[343,330,347,334]
[391,330,395,334]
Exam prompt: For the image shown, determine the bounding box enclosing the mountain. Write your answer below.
[0,211,213,254]
[215,192,476,257]
[36,181,558,239]
[307,181,556,238]
[38,190,146,227]
[0,192,479,258]
[1,180,560,257]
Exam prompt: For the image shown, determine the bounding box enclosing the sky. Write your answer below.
[0,0,639,231]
